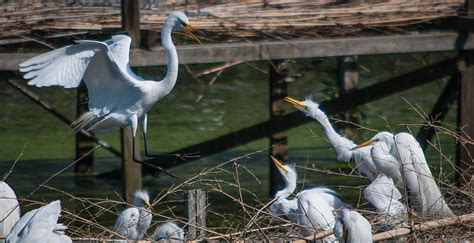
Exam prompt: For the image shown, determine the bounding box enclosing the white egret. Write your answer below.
[7,200,71,243]
[19,11,201,176]
[0,182,20,238]
[352,132,454,218]
[268,156,346,239]
[153,221,185,241]
[284,97,408,223]
[333,208,372,243]
[114,190,153,240]
[284,97,377,180]
[364,174,407,228]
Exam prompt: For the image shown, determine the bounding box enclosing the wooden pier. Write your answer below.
[1,0,473,202]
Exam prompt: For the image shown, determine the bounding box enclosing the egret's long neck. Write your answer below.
[308,107,357,162]
[274,171,297,203]
[274,183,298,214]
[158,20,179,95]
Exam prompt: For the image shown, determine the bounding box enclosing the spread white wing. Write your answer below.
[20,35,142,118]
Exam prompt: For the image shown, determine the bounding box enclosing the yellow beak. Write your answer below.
[350,139,375,151]
[181,23,202,44]
[284,97,306,109]
[145,201,154,211]
[271,156,288,174]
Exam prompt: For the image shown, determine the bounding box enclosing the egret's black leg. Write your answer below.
[131,135,178,178]
[142,130,200,161]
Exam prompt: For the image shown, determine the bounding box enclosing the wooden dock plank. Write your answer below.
[1,32,473,71]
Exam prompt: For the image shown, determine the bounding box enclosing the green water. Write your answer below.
[0,52,458,234]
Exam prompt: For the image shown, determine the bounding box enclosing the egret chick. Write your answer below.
[352,132,454,217]
[7,200,71,243]
[153,221,185,241]
[114,190,153,240]
[0,182,20,238]
[333,208,372,243]
[19,11,201,176]
[269,156,346,239]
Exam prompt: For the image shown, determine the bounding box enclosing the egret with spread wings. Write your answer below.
[19,11,200,176]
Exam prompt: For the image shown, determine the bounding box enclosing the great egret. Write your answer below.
[352,132,454,218]
[19,11,200,176]
[284,97,377,180]
[7,200,71,243]
[268,156,346,239]
[363,174,407,228]
[153,221,185,241]
[333,208,372,243]
[0,182,20,238]
[284,97,407,222]
[114,190,153,240]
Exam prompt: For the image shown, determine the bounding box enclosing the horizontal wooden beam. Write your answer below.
[140,57,460,172]
[1,32,473,70]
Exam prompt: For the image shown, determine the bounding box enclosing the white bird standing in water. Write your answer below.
[7,200,71,243]
[268,156,346,240]
[19,11,201,176]
[153,221,185,241]
[351,132,454,218]
[333,208,372,243]
[114,190,153,240]
[0,182,20,238]
[284,97,408,225]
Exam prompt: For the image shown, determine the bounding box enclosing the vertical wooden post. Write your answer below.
[120,128,142,203]
[121,0,141,48]
[457,55,474,189]
[269,60,289,197]
[457,0,474,190]
[337,56,359,138]
[75,82,94,174]
[184,189,207,240]
[121,0,142,203]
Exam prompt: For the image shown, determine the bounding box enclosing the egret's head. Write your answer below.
[284,97,324,118]
[350,131,394,151]
[167,11,201,43]
[133,190,153,210]
[271,156,297,185]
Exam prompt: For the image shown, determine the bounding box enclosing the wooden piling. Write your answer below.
[184,189,207,240]
[120,0,142,203]
[75,82,94,174]
[121,0,140,48]
[269,60,289,197]
[120,128,142,204]
[336,56,359,139]
[457,0,474,190]
[457,54,474,189]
